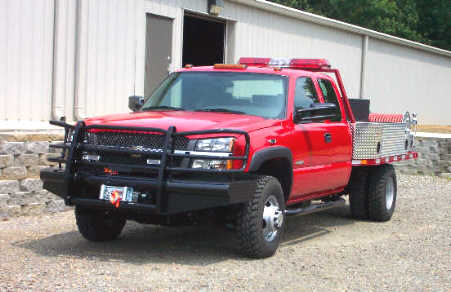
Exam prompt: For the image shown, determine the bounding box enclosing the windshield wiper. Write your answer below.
[195,108,246,114]
[141,105,184,111]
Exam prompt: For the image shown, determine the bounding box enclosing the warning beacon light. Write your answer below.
[238,57,331,70]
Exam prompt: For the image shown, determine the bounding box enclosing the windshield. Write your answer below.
[141,72,288,119]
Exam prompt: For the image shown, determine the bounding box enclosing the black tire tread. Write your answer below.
[75,207,126,242]
[347,167,370,219]
[236,176,285,258]
[368,164,397,222]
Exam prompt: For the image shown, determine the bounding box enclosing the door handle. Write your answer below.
[324,133,332,143]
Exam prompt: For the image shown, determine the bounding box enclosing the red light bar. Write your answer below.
[289,58,331,70]
[238,57,271,67]
[238,57,331,70]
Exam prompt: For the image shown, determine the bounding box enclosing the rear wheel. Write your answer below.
[75,207,126,241]
[368,164,397,221]
[236,176,286,258]
[347,167,370,219]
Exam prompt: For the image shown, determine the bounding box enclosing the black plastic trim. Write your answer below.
[40,168,66,198]
[248,146,293,199]
[248,146,292,172]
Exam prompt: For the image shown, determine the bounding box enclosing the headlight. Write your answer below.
[192,137,235,170]
[195,137,234,152]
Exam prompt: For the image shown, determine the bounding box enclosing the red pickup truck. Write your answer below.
[41,58,417,258]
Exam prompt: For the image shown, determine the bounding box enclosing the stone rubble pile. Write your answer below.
[0,137,68,218]
[395,134,451,178]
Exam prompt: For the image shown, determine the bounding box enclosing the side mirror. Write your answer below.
[129,96,145,112]
[294,103,337,123]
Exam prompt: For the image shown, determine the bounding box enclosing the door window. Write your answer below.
[317,78,342,121]
[294,77,319,109]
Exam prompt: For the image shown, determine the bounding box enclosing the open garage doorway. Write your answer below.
[183,13,225,66]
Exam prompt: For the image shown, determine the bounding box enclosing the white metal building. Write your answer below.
[1,0,450,127]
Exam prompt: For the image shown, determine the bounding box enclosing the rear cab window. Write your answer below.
[317,78,342,121]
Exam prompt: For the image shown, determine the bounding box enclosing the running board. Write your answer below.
[285,198,346,216]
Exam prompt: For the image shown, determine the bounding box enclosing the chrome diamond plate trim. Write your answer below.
[352,122,412,159]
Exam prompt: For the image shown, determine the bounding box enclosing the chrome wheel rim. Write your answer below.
[385,177,395,210]
[262,195,283,242]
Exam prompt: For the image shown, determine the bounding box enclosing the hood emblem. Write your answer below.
[129,146,163,153]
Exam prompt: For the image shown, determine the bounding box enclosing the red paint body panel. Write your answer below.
[81,64,409,205]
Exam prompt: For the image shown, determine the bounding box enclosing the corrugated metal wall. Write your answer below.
[52,0,77,122]
[366,39,451,125]
[0,0,450,124]
[76,0,139,119]
[0,0,54,121]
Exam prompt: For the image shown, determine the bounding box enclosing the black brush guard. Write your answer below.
[40,121,256,215]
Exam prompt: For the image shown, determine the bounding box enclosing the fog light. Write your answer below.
[192,159,230,170]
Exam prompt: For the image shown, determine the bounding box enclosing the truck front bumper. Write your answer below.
[41,168,256,215]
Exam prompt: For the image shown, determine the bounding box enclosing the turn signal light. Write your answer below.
[104,167,118,175]
[214,64,247,70]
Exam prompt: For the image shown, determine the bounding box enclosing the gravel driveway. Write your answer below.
[0,174,450,291]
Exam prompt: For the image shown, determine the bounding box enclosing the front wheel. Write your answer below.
[235,176,286,258]
[75,207,126,241]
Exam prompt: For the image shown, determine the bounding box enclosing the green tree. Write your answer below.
[416,0,450,50]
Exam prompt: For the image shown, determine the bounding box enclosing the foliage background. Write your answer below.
[269,0,450,51]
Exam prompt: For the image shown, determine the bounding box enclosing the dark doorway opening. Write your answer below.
[183,14,225,66]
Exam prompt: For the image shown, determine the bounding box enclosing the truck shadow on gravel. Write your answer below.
[16,206,353,266]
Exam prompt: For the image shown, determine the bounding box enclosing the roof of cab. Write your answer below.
[176,65,331,79]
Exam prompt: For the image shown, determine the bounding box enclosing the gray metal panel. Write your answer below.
[144,14,173,97]
[366,38,451,125]
[76,0,139,119]
[0,0,54,121]
[52,0,77,121]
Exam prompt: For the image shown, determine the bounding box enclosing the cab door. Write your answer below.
[291,76,325,196]
[314,78,352,190]
[291,77,352,198]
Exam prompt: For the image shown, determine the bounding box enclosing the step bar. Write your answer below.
[285,198,346,216]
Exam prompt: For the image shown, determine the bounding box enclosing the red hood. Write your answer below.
[84,111,279,133]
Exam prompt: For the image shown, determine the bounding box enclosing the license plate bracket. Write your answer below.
[99,185,134,203]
